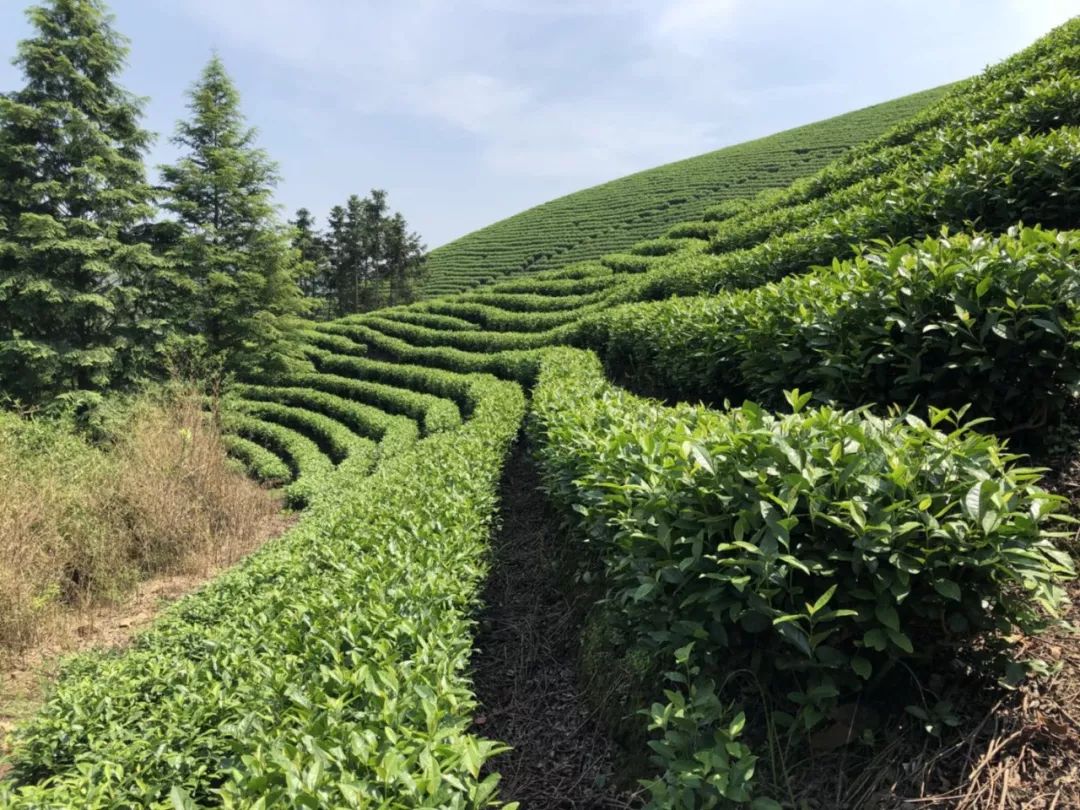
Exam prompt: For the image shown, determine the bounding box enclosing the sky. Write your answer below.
[0,1,1077,248]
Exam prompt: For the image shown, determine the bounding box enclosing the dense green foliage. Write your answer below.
[587,227,1080,430]
[529,349,1073,804]
[419,85,951,297]
[322,191,427,314]
[0,0,167,402]
[0,2,326,403]
[218,410,336,506]
[6,13,1080,810]
[220,433,291,485]
[2,374,525,807]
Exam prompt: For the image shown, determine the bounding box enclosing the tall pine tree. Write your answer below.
[383,212,426,305]
[160,55,307,375]
[0,0,166,403]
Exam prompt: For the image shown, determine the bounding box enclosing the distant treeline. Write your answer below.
[291,192,425,320]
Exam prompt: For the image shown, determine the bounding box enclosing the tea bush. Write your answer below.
[419,85,948,296]
[219,411,335,506]
[279,367,462,435]
[221,433,292,485]
[2,374,526,808]
[587,227,1080,430]
[530,348,1074,806]
[224,398,370,464]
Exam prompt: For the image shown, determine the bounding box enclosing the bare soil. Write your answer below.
[470,442,645,809]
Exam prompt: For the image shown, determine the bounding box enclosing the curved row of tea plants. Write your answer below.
[5,17,1080,810]
[528,348,1074,806]
[330,44,1080,387]
[585,226,1080,429]
[419,86,951,296]
[0,373,526,808]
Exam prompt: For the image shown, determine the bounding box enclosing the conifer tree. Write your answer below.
[160,55,307,374]
[0,0,167,403]
[383,212,426,305]
[322,190,425,315]
[290,207,331,314]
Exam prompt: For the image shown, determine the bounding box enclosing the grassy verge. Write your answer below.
[0,390,281,662]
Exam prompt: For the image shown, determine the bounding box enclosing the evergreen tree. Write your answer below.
[383,212,426,305]
[0,0,168,403]
[344,192,377,312]
[290,207,331,315]
[324,203,349,317]
[322,189,425,315]
[160,55,307,374]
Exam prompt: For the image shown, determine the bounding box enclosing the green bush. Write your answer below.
[456,288,612,312]
[232,384,418,446]
[2,375,527,808]
[275,369,461,435]
[224,398,368,464]
[297,328,367,357]
[219,411,335,506]
[530,348,1074,807]
[320,322,543,384]
[416,299,604,333]
[377,308,480,331]
[355,315,577,352]
[599,253,656,274]
[587,227,1080,431]
[221,433,292,485]
[305,347,480,413]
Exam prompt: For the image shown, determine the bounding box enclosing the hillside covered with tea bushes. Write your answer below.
[418,85,951,298]
[4,17,1080,810]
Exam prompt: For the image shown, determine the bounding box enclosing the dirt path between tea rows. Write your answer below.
[470,442,644,809]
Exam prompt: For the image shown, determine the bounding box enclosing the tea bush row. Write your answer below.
[273,369,461,435]
[529,348,1074,807]
[1,374,527,808]
[221,433,292,485]
[219,411,335,506]
[586,227,1080,431]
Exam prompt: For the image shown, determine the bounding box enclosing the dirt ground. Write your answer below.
[470,443,645,809]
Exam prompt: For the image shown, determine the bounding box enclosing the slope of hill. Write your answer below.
[419,84,952,297]
[5,18,1080,810]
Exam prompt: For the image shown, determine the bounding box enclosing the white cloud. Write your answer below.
[1004,0,1080,40]
[168,0,1080,185]
[653,0,740,52]
[416,73,533,135]
[168,0,735,177]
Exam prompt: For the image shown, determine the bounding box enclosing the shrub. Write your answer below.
[222,434,292,485]
[2,376,526,808]
[219,411,334,506]
[530,349,1074,806]
[0,392,280,658]
[279,369,461,435]
[586,227,1080,433]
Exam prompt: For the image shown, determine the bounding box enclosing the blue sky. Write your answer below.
[1,1,1077,248]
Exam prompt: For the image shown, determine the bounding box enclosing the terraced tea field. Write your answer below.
[419,85,951,297]
[4,17,1080,809]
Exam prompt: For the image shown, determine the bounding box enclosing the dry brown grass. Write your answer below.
[0,389,282,663]
[108,394,280,577]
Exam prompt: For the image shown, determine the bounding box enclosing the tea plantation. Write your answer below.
[4,18,1080,809]
[418,85,952,297]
